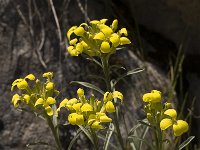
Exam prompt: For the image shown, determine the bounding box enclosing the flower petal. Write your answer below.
[112,91,123,102]
[46,97,56,105]
[67,26,77,40]
[173,120,189,136]
[164,109,177,119]
[81,103,93,112]
[45,106,54,116]
[91,121,103,129]
[100,115,112,122]
[105,101,115,112]
[12,94,21,107]
[25,74,35,80]
[57,98,68,112]
[120,37,131,45]
[160,118,173,130]
[35,98,44,107]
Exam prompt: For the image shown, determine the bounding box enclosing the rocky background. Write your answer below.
[0,0,199,149]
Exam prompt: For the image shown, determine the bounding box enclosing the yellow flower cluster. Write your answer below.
[142,90,189,136]
[66,19,131,56]
[160,109,189,136]
[11,72,59,116]
[57,88,123,129]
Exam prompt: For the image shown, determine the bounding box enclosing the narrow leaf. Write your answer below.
[68,128,82,150]
[103,123,115,150]
[178,136,195,150]
[70,81,105,95]
[128,136,154,150]
[113,67,145,86]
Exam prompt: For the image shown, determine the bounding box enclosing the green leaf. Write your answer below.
[113,67,145,86]
[138,119,152,128]
[139,126,149,150]
[178,136,195,150]
[103,123,115,150]
[26,142,55,149]
[128,123,142,136]
[68,128,82,150]
[70,81,105,95]
[110,65,126,71]
[98,134,118,150]
[128,136,154,150]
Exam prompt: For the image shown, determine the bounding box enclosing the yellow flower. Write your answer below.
[100,41,111,53]
[120,37,131,45]
[25,74,35,80]
[101,27,113,38]
[119,28,128,36]
[43,72,53,78]
[46,82,54,90]
[77,88,84,97]
[12,94,21,107]
[164,109,177,119]
[72,103,82,111]
[67,46,81,56]
[23,94,30,104]
[160,118,173,130]
[142,90,161,103]
[57,98,69,112]
[100,19,108,24]
[173,120,189,136]
[110,33,120,47]
[90,20,100,25]
[111,19,118,32]
[99,115,112,122]
[68,113,77,125]
[68,113,84,125]
[103,92,113,102]
[105,101,115,112]
[81,103,93,112]
[74,27,85,36]
[93,32,105,40]
[91,121,103,129]
[17,80,28,90]
[112,91,123,102]
[160,118,189,136]
[35,97,56,116]
[11,74,35,91]
[67,26,77,40]
[69,38,78,45]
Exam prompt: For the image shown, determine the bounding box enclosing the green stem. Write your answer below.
[91,129,99,150]
[46,115,62,150]
[101,54,124,150]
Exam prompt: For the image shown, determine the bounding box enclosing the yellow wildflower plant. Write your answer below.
[142,90,189,137]
[11,72,59,117]
[57,88,118,129]
[160,109,189,136]
[66,19,131,57]
[11,74,35,91]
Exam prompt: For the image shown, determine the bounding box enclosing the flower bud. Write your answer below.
[77,88,84,97]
